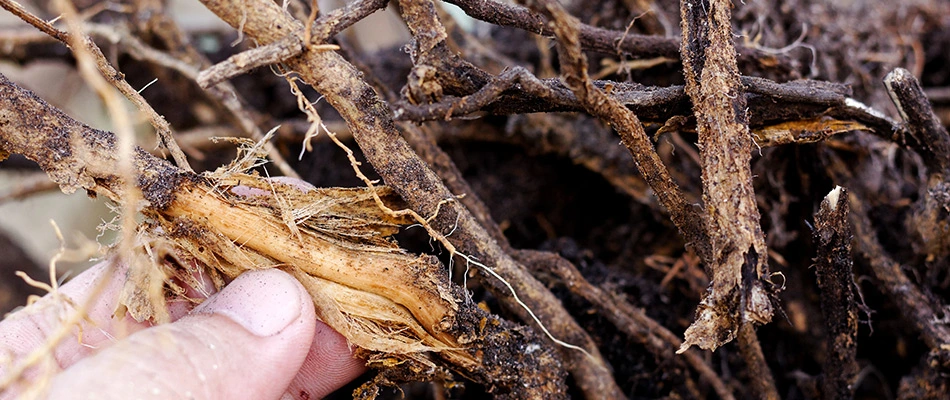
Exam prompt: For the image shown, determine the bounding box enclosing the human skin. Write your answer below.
[0,178,366,399]
[0,260,366,400]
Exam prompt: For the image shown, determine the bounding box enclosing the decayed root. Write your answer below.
[677,0,775,355]
[155,180,564,396]
[0,73,565,398]
[190,0,611,395]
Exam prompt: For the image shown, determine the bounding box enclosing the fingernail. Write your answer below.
[192,269,304,337]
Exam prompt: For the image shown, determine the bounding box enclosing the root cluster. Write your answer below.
[2,0,950,398]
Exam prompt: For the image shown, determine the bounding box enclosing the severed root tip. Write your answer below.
[824,186,843,211]
[884,67,950,175]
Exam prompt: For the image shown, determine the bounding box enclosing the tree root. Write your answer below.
[0,73,565,398]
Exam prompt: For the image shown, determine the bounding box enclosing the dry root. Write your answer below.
[0,73,564,398]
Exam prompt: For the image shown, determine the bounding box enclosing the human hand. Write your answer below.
[0,260,366,400]
[0,178,367,400]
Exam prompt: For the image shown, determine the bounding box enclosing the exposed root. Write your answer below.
[282,61,590,361]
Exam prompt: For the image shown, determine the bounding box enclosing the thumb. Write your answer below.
[48,269,316,400]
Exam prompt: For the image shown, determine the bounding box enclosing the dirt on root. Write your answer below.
[2,0,950,399]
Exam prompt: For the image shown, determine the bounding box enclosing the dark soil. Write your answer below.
[3,0,950,398]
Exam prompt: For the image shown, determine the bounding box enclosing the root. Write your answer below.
[282,60,591,361]
[5,0,950,398]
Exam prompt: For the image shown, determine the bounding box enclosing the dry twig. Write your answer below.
[519,0,711,267]
[0,0,192,172]
[443,0,795,74]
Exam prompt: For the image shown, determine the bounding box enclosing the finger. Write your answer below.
[47,269,316,400]
[284,321,367,399]
[229,175,367,398]
[229,177,315,198]
[166,259,219,321]
[0,260,151,382]
[268,176,316,192]
[228,175,365,398]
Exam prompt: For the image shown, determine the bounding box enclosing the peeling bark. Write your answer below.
[677,0,775,354]
[0,73,565,398]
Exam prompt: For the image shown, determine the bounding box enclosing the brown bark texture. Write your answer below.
[2,0,950,398]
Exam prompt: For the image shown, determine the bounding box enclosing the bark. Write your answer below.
[0,72,565,399]
[676,0,775,354]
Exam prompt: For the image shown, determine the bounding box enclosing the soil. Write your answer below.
[2,0,950,399]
